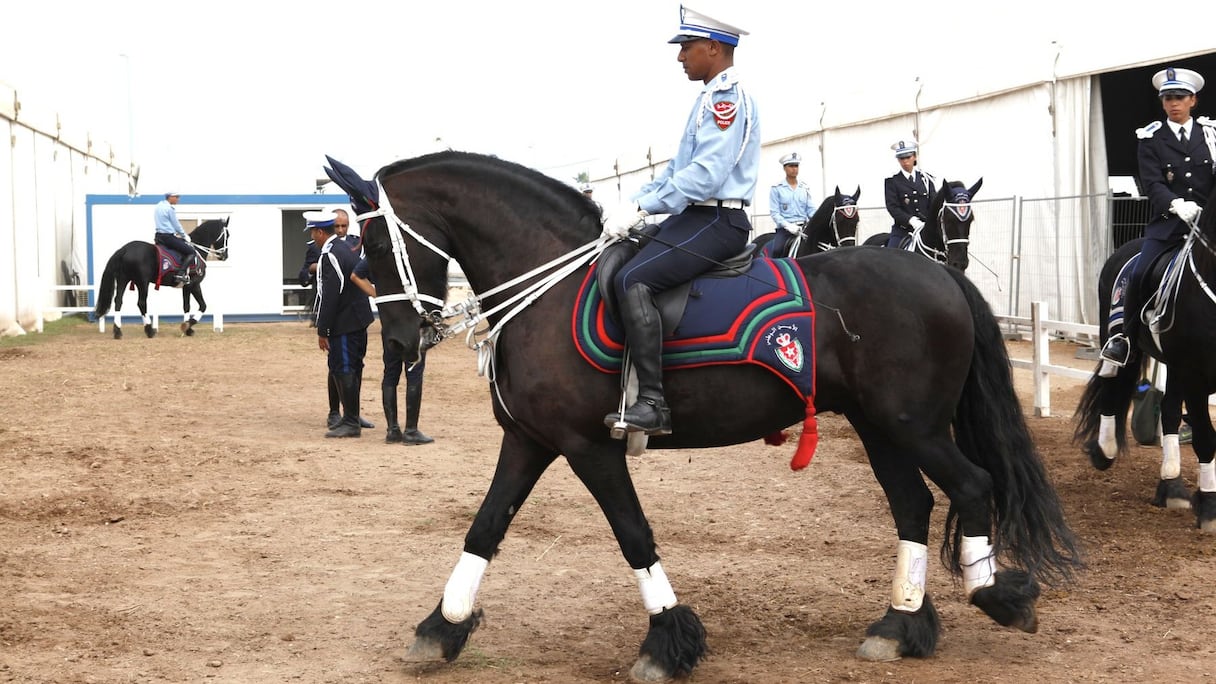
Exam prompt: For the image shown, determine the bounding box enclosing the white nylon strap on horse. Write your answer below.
[960,535,996,597]
[634,561,678,615]
[442,551,488,622]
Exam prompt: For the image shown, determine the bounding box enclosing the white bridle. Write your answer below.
[908,200,972,262]
[355,179,611,363]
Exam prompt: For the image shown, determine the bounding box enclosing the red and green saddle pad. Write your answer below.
[572,257,820,469]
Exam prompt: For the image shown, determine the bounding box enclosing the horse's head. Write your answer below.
[324,155,451,365]
[933,178,983,271]
[831,185,861,248]
[212,217,231,261]
[192,217,230,261]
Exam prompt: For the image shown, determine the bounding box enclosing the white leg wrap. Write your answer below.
[441,552,489,623]
[1161,434,1181,480]
[1200,461,1216,493]
[890,540,928,613]
[634,561,678,615]
[960,535,996,597]
[1097,415,1118,462]
[1098,360,1119,378]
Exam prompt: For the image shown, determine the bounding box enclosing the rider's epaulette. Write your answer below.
[1136,121,1162,139]
[1198,115,1216,130]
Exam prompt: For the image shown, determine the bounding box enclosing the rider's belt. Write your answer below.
[693,199,746,209]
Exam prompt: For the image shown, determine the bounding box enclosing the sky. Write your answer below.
[0,0,1154,196]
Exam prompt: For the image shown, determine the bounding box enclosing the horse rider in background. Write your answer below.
[599,5,760,437]
[884,140,936,248]
[768,151,815,256]
[1101,67,1215,367]
[153,192,194,285]
[580,182,603,216]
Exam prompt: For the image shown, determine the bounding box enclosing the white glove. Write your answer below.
[602,203,649,240]
[781,222,801,235]
[183,233,193,243]
[908,217,925,231]
[1170,198,1201,223]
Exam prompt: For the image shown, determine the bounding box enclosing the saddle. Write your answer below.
[595,228,757,335]
[1111,243,1182,346]
[154,247,200,290]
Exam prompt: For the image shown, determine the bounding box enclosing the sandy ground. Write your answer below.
[1,319,1213,683]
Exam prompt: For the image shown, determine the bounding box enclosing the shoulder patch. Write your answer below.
[712,101,737,131]
[1136,120,1162,139]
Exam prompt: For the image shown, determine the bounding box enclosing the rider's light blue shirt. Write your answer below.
[634,67,760,215]
[768,181,816,228]
[153,199,187,237]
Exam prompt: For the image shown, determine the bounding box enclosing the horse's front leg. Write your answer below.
[137,283,155,338]
[1153,380,1191,509]
[405,427,558,663]
[180,286,202,336]
[565,442,707,682]
[852,424,941,662]
[1185,397,1216,531]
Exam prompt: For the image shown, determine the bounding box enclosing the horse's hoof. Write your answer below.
[630,654,673,682]
[856,636,902,662]
[1193,490,1216,532]
[1153,477,1191,509]
[1083,439,1115,471]
[145,324,156,338]
[970,570,1040,633]
[402,637,446,663]
[113,328,122,340]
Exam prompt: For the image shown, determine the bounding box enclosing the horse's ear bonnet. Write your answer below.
[323,155,380,215]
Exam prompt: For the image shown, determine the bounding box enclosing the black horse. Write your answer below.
[92,218,229,339]
[754,186,861,257]
[863,179,983,271]
[1075,185,1216,528]
[323,152,1079,680]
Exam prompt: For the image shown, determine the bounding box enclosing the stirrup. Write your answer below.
[1099,334,1130,367]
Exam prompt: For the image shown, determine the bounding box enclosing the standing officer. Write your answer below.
[1102,67,1214,366]
[599,5,760,436]
[884,140,936,248]
[308,209,375,438]
[768,152,816,257]
[580,182,603,216]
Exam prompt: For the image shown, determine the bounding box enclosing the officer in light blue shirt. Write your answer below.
[600,5,760,437]
[153,192,195,284]
[768,152,816,256]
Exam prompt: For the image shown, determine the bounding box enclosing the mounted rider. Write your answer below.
[599,5,760,437]
[153,192,195,286]
[1101,67,1215,367]
[884,140,937,249]
[768,151,816,257]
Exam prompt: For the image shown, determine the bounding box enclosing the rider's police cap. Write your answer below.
[164,192,179,198]
[579,182,594,193]
[1153,67,1204,97]
[303,209,337,232]
[891,140,919,159]
[779,152,801,166]
[668,5,748,46]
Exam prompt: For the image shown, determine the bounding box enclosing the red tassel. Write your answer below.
[789,401,819,471]
[763,430,788,446]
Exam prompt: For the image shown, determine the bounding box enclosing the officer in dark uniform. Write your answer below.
[308,210,375,438]
[1101,67,1214,366]
[884,140,936,248]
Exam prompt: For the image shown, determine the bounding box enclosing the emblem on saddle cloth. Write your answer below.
[572,258,822,469]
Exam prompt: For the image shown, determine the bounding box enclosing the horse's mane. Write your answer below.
[375,151,600,217]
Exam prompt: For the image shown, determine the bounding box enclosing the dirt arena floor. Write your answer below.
[2,317,1214,683]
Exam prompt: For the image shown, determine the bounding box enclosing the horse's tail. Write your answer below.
[92,248,122,318]
[1072,356,1143,457]
[944,267,1083,587]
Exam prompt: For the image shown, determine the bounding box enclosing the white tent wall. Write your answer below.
[0,80,133,334]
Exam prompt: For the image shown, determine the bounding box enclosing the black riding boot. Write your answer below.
[383,384,403,443]
[325,373,362,438]
[604,284,671,436]
[326,373,341,429]
[402,378,434,445]
[1101,282,1139,367]
[355,374,375,428]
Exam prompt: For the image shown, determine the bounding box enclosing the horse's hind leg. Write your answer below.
[137,283,155,338]
[1183,396,1216,531]
[914,436,1041,634]
[1154,380,1191,509]
[181,287,197,336]
[564,445,707,682]
[851,422,941,661]
[405,428,559,664]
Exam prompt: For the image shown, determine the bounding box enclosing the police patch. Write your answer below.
[712,101,737,130]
